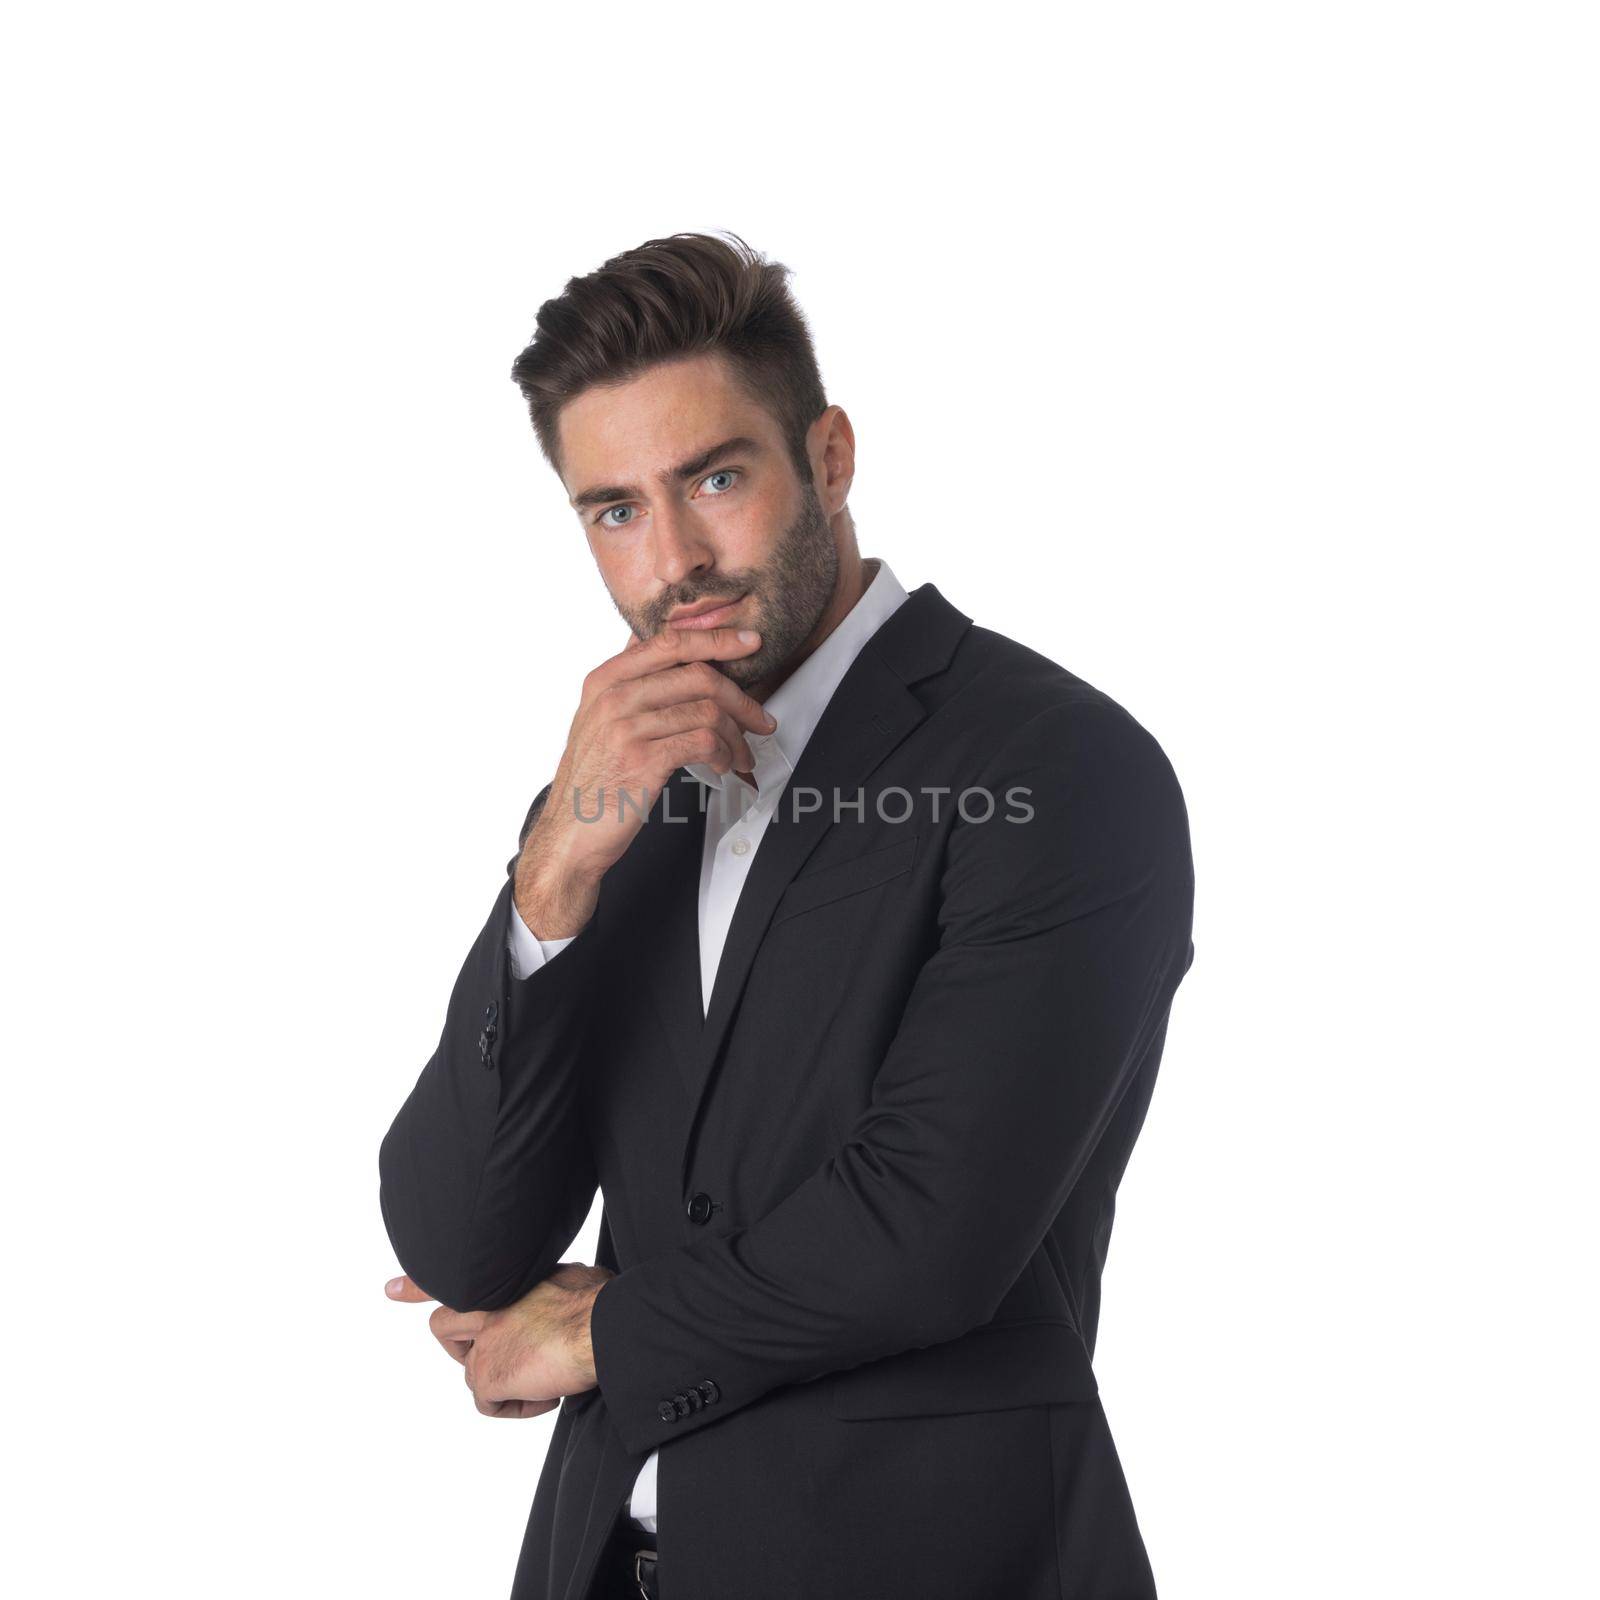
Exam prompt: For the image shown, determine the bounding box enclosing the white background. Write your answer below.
[4,4,1595,1596]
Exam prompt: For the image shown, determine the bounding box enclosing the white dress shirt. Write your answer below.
[506,558,910,1533]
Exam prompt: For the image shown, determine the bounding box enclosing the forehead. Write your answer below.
[556,352,780,489]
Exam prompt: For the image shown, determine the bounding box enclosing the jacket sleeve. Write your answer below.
[378,784,600,1312]
[588,698,1196,1454]
[508,892,579,980]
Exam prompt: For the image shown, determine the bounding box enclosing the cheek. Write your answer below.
[587,541,650,622]
[589,534,646,591]
[720,485,796,569]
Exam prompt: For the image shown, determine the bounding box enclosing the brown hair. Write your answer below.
[510,231,828,483]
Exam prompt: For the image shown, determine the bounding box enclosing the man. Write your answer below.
[379,231,1196,1600]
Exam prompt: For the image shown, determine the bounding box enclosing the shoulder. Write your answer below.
[930,625,1193,939]
[942,621,1184,803]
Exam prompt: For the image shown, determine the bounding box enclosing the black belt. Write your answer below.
[630,1547,659,1599]
[603,1510,660,1599]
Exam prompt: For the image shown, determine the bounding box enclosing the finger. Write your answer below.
[436,1334,472,1365]
[702,708,757,777]
[626,662,776,736]
[512,1399,560,1419]
[384,1274,435,1303]
[476,1394,560,1418]
[598,625,764,687]
[468,1356,562,1417]
[433,1317,475,1364]
[657,725,741,776]
[626,701,756,774]
[489,1398,560,1419]
[430,1304,486,1346]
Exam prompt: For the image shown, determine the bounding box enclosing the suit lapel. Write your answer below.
[629,767,708,1102]
[675,582,972,1170]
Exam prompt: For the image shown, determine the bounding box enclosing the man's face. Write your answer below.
[556,352,838,693]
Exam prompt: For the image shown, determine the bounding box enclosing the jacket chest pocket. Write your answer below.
[770,832,920,929]
[828,1318,1099,1420]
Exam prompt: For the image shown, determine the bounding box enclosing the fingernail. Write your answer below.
[763,711,777,729]
[386,1277,404,1296]
[737,629,760,644]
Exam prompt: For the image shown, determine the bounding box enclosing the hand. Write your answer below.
[384,1261,616,1418]
[514,625,776,938]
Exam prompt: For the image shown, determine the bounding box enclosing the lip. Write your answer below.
[665,592,749,630]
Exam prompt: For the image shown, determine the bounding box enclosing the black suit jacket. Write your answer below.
[379,582,1195,1600]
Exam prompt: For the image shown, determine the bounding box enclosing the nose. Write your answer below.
[651,499,715,588]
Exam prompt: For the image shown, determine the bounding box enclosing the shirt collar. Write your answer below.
[685,557,910,798]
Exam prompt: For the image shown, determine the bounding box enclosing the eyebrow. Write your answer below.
[569,435,764,511]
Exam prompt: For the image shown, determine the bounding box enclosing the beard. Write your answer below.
[616,477,839,694]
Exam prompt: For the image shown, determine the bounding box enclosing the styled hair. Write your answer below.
[510,231,828,483]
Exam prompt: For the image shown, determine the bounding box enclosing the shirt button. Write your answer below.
[730,836,751,856]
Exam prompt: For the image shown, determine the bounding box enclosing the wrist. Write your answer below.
[568,1282,600,1385]
[514,833,602,940]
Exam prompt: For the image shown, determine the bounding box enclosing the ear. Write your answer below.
[808,405,856,515]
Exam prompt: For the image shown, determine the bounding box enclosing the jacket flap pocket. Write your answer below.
[772,833,918,926]
[828,1318,1099,1420]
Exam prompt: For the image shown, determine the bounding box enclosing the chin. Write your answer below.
[717,654,768,690]
[715,656,758,683]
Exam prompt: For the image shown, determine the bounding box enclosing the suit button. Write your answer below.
[657,1400,678,1423]
[478,999,499,1067]
[671,1392,692,1418]
[685,1192,714,1225]
[684,1386,704,1412]
[696,1378,720,1406]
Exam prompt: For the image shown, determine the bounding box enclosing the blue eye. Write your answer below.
[702,469,738,494]
[598,504,635,527]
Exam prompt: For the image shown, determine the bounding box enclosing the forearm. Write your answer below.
[378,871,600,1312]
